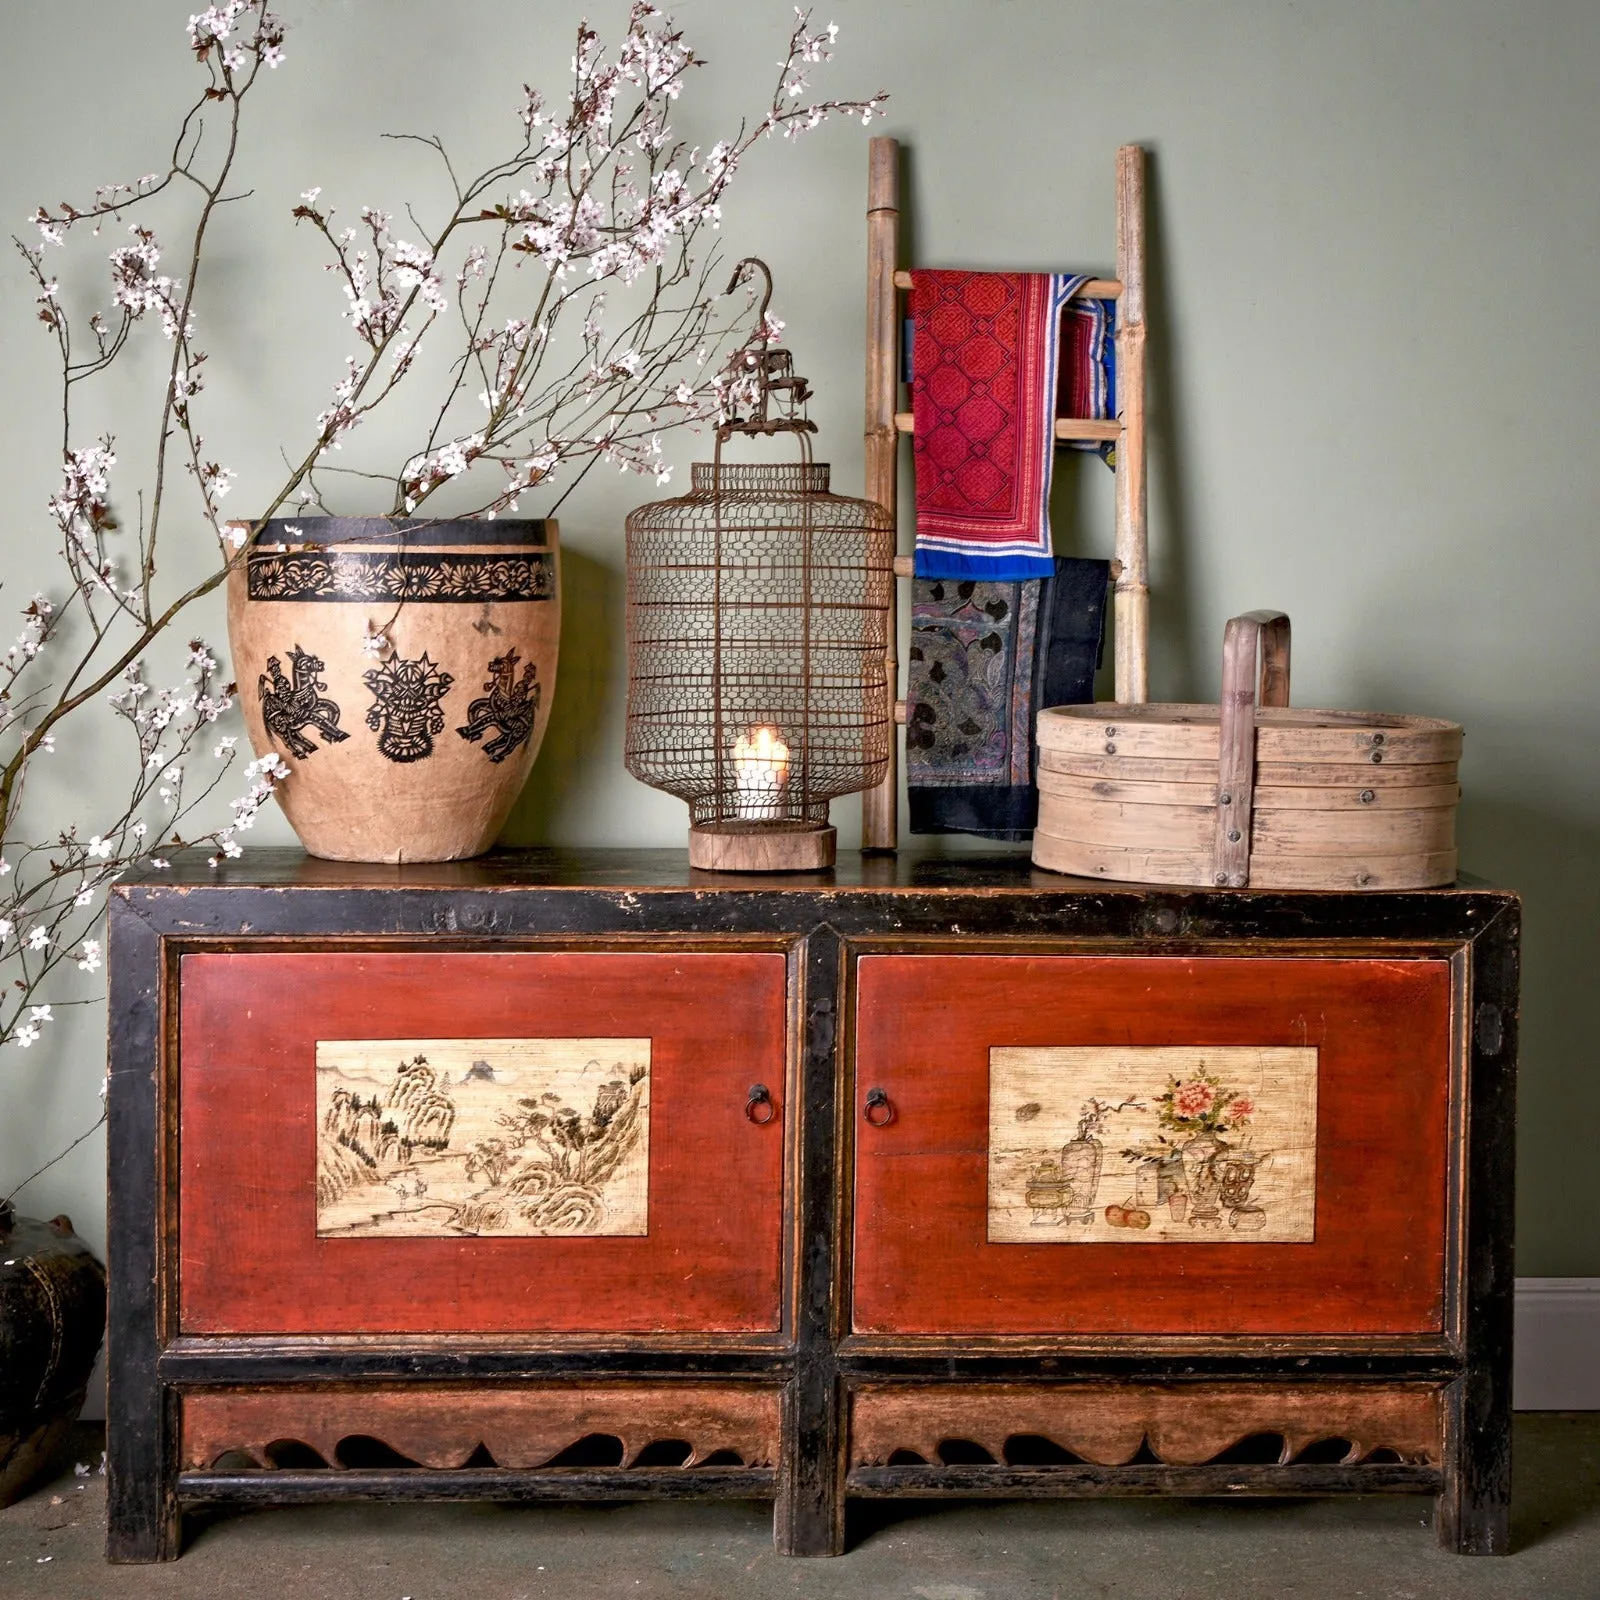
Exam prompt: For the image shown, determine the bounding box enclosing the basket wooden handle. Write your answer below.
[1213,610,1292,887]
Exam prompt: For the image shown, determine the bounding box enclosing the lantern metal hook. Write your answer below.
[726,256,775,324]
[718,256,815,438]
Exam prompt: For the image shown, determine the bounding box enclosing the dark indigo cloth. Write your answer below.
[905,556,1109,840]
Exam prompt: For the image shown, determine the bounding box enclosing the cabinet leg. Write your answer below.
[1436,1373,1511,1555]
[1436,1490,1509,1558]
[106,1479,181,1563]
[106,1388,182,1561]
[774,1374,846,1557]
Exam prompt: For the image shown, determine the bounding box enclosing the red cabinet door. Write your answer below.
[179,949,788,1335]
[852,953,1453,1337]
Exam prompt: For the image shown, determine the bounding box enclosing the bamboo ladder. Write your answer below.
[860,138,1149,852]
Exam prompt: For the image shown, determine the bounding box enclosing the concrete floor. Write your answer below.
[2,1417,1597,1599]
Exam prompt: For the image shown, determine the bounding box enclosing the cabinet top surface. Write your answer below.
[112,845,1511,901]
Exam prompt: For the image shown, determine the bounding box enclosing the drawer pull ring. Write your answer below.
[863,1087,896,1127]
[745,1083,777,1124]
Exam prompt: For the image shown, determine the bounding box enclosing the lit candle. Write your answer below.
[732,724,790,820]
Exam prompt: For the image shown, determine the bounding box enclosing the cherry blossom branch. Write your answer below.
[0,0,884,1170]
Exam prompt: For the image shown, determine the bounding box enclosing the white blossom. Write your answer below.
[78,940,103,973]
[109,225,187,339]
[49,443,117,546]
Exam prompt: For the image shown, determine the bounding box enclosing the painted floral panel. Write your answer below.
[988,1046,1318,1243]
[316,1037,650,1238]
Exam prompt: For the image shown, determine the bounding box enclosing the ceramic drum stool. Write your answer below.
[227,518,559,862]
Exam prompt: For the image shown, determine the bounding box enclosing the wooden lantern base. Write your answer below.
[688,820,836,873]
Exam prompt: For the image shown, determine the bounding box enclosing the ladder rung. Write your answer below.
[1055,418,1121,442]
[891,555,1123,580]
[894,413,1121,443]
[893,270,1122,298]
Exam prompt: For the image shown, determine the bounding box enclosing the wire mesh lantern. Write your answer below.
[625,262,894,872]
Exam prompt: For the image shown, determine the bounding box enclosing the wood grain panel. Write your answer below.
[179,951,787,1334]
[1038,751,1461,790]
[852,954,1453,1335]
[850,1383,1441,1466]
[183,1384,780,1470]
[1036,704,1463,765]
[1030,832,1457,890]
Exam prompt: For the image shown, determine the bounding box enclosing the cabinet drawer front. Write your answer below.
[179,950,787,1335]
[849,1383,1443,1469]
[182,1385,782,1471]
[852,954,1453,1336]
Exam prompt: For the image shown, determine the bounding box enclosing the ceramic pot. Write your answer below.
[1181,1131,1229,1229]
[1057,1136,1103,1224]
[0,1201,106,1507]
[1218,1147,1261,1211]
[227,518,559,862]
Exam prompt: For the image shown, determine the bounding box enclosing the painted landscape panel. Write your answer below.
[988,1045,1318,1244]
[316,1037,651,1238]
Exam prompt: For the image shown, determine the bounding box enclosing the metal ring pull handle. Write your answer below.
[863,1087,896,1127]
[745,1083,777,1125]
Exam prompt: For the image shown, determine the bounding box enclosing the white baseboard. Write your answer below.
[1516,1277,1600,1410]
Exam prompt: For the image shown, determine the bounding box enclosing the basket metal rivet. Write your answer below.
[1227,829,1242,843]
[1214,872,1228,885]
[1360,789,1376,804]
[1219,791,1232,805]
[1372,732,1386,745]
[1105,726,1118,736]
[1104,742,1116,755]
[1370,751,1383,763]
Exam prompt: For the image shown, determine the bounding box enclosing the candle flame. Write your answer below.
[733,724,790,784]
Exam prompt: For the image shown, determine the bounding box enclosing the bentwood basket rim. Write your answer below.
[1039,702,1462,737]
[239,516,554,549]
[1038,701,1464,769]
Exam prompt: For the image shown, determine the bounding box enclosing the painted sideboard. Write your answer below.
[105,849,1517,1559]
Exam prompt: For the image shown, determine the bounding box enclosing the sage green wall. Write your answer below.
[2,1,1596,1298]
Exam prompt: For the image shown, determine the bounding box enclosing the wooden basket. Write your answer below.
[1033,611,1462,890]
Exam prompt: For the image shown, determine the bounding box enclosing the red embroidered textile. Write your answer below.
[1060,304,1098,421]
[911,270,1067,579]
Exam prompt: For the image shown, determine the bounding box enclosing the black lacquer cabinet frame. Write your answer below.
[106,849,1517,1560]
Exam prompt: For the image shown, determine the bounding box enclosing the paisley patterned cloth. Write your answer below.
[906,557,1109,839]
[910,271,1104,580]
